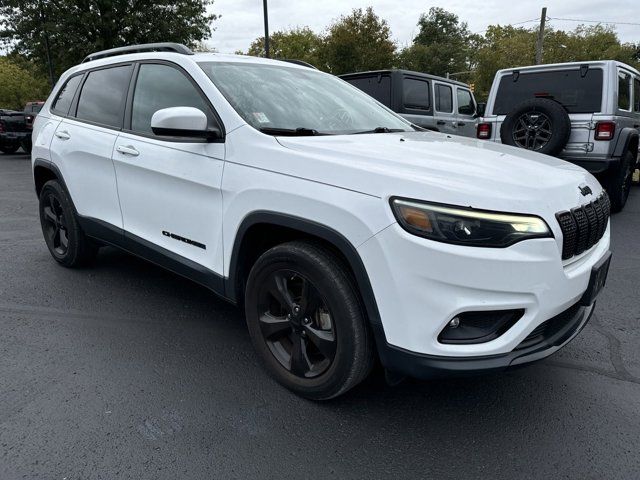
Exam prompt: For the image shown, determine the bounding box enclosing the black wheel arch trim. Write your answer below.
[226,211,391,352]
[613,128,639,159]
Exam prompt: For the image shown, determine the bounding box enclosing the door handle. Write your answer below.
[458,122,466,127]
[54,130,71,140]
[116,145,139,157]
[436,120,446,125]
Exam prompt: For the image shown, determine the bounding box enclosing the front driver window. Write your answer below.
[131,63,213,134]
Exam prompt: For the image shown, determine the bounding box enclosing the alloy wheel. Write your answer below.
[257,269,337,379]
[512,111,553,151]
[42,193,69,256]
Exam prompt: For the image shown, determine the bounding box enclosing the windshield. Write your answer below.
[493,68,603,115]
[199,61,413,135]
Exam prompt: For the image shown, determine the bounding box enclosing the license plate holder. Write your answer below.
[579,251,612,306]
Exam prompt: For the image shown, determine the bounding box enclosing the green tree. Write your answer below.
[317,7,396,75]
[0,57,49,109]
[471,23,640,100]
[0,0,218,79]
[246,27,322,66]
[397,7,476,77]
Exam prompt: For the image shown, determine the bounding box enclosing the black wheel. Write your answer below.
[606,150,634,213]
[0,144,20,154]
[39,180,98,267]
[501,98,571,156]
[245,241,374,400]
[21,138,32,155]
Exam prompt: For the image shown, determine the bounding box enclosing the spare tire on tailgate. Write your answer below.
[500,98,571,156]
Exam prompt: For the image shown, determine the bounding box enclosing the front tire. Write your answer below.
[39,180,98,267]
[245,241,374,400]
[606,150,634,213]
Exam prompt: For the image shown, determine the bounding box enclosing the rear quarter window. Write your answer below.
[344,75,392,107]
[618,71,632,111]
[493,68,603,115]
[51,75,83,116]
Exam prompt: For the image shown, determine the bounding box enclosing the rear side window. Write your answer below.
[457,88,475,115]
[51,75,83,115]
[634,78,640,112]
[76,65,133,128]
[345,75,392,107]
[435,84,453,113]
[493,68,603,115]
[618,71,631,111]
[131,63,213,134]
[403,78,430,110]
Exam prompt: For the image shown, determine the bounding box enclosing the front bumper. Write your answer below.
[378,301,594,379]
[357,221,610,375]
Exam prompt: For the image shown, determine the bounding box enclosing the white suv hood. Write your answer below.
[276,131,601,214]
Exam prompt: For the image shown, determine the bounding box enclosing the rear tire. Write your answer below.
[606,150,634,213]
[39,180,98,267]
[244,241,374,400]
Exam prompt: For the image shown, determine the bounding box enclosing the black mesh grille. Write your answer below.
[556,192,610,260]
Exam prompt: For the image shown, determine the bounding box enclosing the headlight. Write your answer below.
[390,197,552,247]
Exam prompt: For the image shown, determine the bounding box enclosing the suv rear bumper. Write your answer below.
[563,156,619,174]
[376,302,594,379]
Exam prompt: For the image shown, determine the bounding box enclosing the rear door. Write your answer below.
[433,82,457,135]
[112,61,225,274]
[455,87,477,138]
[399,75,434,129]
[50,64,132,229]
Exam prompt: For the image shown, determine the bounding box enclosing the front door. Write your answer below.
[112,62,225,275]
[455,87,477,138]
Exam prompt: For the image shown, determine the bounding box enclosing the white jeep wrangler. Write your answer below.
[32,44,611,399]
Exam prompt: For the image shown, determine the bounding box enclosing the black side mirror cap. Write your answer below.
[475,102,487,118]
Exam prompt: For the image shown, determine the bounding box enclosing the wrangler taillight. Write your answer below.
[595,121,615,141]
[477,122,492,139]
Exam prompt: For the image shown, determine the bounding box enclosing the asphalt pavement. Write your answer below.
[1,152,639,479]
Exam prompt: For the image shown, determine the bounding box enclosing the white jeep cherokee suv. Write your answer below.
[32,43,612,399]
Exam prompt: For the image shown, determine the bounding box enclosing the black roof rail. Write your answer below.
[280,59,318,69]
[82,42,194,63]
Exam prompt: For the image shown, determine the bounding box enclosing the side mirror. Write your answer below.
[151,107,221,140]
[475,102,486,118]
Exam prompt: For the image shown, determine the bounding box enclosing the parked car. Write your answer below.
[32,43,611,399]
[477,61,639,212]
[340,69,478,138]
[0,109,31,154]
[24,101,45,130]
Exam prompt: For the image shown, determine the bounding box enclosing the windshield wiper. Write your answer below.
[259,127,323,136]
[352,127,407,134]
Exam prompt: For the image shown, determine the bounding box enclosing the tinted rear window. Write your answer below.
[493,68,603,115]
[52,75,83,115]
[344,75,392,107]
[76,65,132,128]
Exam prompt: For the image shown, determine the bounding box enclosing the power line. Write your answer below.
[548,17,640,27]
[471,17,540,35]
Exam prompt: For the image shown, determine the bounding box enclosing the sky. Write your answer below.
[206,0,640,53]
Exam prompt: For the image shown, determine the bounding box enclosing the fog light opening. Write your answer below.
[438,309,525,345]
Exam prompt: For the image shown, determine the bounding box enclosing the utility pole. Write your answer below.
[535,7,547,65]
[263,0,270,58]
[38,0,55,88]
